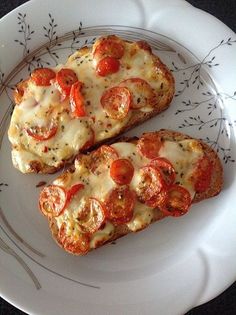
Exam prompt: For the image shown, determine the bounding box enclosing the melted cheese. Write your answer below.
[52,138,204,250]
[159,140,204,197]
[90,222,115,249]
[126,202,154,232]
[8,37,171,172]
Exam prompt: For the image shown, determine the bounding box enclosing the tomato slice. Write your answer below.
[56,68,78,96]
[39,185,67,218]
[13,80,29,104]
[136,166,166,204]
[57,223,90,255]
[94,37,125,60]
[26,122,58,141]
[104,186,135,225]
[101,86,131,120]
[76,198,105,234]
[120,78,156,109]
[90,145,119,175]
[66,183,84,204]
[31,68,56,86]
[110,159,134,185]
[137,133,164,159]
[159,184,191,217]
[193,156,213,193]
[80,128,95,151]
[150,157,176,186]
[145,190,168,208]
[70,81,86,117]
[96,56,120,76]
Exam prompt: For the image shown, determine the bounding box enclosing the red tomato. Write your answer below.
[96,56,120,76]
[26,123,58,141]
[70,81,86,117]
[150,157,176,186]
[110,159,134,185]
[145,190,168,208]
[193,156,213,192]
[31,68,56,86]
[104,186,135,225]
[90,145,119,175]
[13,80,29,104]
[159,184,191,217]
[76,198,106,234]
[39,185,67,218]
[66,183,84,204]
[136,166,166,204]
[56,68,78,96]
[100,86,131,120]
[94,38,125,60]
[119,78,156,109]
[57,223,90,255]
[80,128,95,151]
[137,133,163,159]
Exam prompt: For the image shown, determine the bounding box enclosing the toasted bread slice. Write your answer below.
[39,130,223,255]
[8,35,174,174]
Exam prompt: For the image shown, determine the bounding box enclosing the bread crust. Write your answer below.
[48,129,223,255]
[9,37,174,174]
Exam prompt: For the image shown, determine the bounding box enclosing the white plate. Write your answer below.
[0,0,236,314]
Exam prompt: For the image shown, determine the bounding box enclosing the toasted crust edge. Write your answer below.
[48,129,223,255]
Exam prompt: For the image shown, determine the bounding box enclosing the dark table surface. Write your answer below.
[0,0,235,314]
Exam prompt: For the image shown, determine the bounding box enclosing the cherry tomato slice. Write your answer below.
[31,68,56,86]
[101,86,131,120]
[136,166,166,204]
[94,38,125,60]
[137,133,163,159]
[26,123,58,141]
[56,68,78,96]
[39,185,67,218]
[80,128,95,151]
[13,80,29,104]
[96,56,120,77]
[76,198,106,234]
[70,81,86,117]
[120,78,156,109]
[193,156,213,193]
[110,159,134,185]
[57,223,90,255]
[159,184,191,217]
[145,190,168,208]
[66,183,84,204]
[104,186,135,225]
[150,157,176,186]
[90,145,119,175]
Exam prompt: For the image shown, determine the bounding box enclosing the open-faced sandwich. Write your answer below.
[39,130,223,255]
[8,35,174,174]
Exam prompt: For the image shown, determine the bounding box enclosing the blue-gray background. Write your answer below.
[0,0,235,314]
